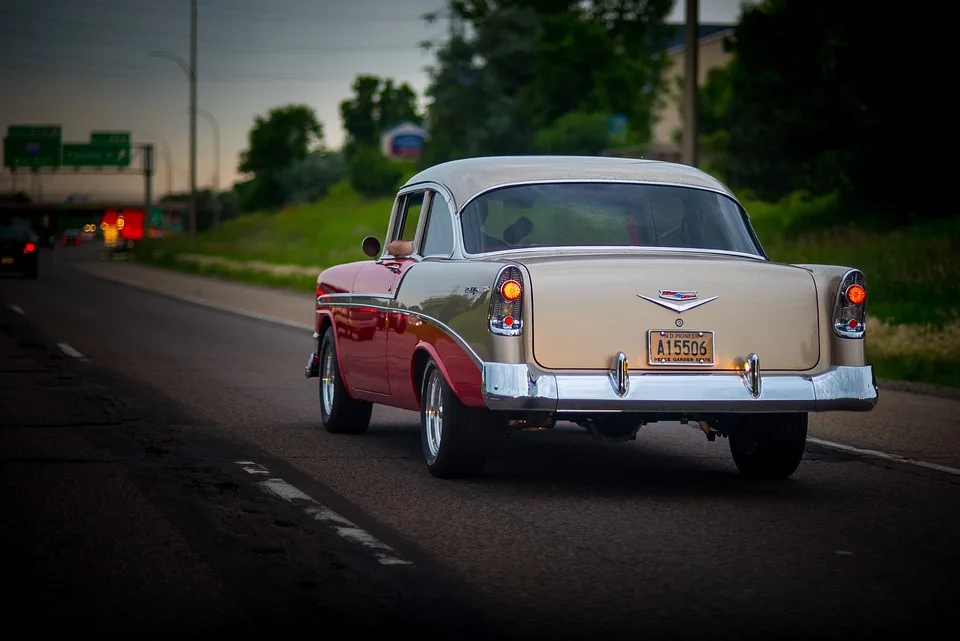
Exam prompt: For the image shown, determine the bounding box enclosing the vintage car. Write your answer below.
[304,156,878,480]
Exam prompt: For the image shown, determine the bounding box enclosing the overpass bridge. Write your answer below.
[1,200,186,221]
[0,200,188,239]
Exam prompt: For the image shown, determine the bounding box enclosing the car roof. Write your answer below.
[401,155,737,211]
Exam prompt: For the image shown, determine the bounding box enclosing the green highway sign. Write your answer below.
[3,124,62,168]
[7,125,62,139]
[91,131,131,145]
[62,143,131,168]
[3,125,134,169]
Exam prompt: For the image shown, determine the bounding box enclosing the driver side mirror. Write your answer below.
[362,236,381,258]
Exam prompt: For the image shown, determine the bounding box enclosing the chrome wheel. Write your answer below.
[424,368,444,459]
[320,343,336,416]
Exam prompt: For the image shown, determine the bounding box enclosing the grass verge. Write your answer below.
[135,181,960,388]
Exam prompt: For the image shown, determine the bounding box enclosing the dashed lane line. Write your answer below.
[235,461,414,566]
[57,342,87,359]
[7,304,25,315]
[808,437,960,476]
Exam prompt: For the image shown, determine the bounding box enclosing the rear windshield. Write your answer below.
[459,182,763,256]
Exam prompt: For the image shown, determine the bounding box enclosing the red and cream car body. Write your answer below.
[305,156,878,480]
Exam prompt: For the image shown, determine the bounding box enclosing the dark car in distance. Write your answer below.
[61,228,82,246]
[0,225,39,279]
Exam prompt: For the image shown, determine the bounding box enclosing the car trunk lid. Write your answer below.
[519,252,820,372]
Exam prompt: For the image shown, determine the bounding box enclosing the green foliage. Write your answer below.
[534,111,612,155]
[339,75,422,160]
[273,151,347,205]
[347,146,407,199]
[237,104,325,211]
[419,0,673,163]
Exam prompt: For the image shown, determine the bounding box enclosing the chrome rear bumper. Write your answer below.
[480,363,878,413]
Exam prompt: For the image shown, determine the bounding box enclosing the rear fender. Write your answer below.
[411,342,485,408]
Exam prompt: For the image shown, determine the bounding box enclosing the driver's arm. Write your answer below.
[386,239,414,257]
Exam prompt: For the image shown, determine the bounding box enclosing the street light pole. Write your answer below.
[188,0,197,247]
[682,0,699,167]
[195,107,221,228]
[147,0,197,245]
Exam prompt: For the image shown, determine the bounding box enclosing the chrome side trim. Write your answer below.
[316,299,485,367]
[480,363,878,413]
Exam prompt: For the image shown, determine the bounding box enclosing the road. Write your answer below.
[1,245,958,639]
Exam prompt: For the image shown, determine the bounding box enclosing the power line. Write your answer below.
[0,30,442,55]
[2,6,444,29]
[0,63,423,83]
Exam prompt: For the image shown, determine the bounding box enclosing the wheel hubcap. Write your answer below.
[424,370,444,458]
[320,344,336,415]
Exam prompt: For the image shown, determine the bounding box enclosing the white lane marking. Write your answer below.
[236,461,413,566]
[57,342,86,359]
[7,304,24,315]
[808,437,960,477]
[66,265,312,331]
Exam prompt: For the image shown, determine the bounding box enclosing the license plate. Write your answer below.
[1,257,13,264]
[648,330,715,365]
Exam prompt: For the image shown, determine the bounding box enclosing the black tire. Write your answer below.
[419,359,504,479]
[728,412,808,480]
[22,263,38,279]
[318,326,372,434]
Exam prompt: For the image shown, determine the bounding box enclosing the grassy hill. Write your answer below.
[136,180,960,388]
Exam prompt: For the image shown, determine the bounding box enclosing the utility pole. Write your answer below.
[682,0,699,167]
[188,0,198,247]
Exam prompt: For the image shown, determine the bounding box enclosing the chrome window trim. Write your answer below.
[451,178,768,261]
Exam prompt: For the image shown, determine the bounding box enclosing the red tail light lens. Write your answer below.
[24,242,36,253]
[845,284,866,305]
[500,279,522,301]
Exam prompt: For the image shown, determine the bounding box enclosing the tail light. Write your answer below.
[316,283,326,305]
[833,269,867,338]
[75,237,81,244]
[61,237,68,245]
[24,242,36,253]
[488,265,524,336]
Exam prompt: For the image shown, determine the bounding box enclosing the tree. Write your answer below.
[697,0,939,222]
[273,151,347,205]
[419,0,673,163]
[339,75,422,159]
[238,104,324,211]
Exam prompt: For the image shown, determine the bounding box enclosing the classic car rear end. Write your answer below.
[305,156,878,482]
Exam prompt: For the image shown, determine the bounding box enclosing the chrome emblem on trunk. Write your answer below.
[660,290,698,301]
[638,290,718,313]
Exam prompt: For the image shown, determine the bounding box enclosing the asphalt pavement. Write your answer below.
[1,244,958,640]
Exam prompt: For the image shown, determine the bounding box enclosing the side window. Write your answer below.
[421,192,454,257]
[396,192,425,244]
[648,197,687,247]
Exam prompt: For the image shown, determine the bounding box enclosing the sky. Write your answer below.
[0,0,755,200]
